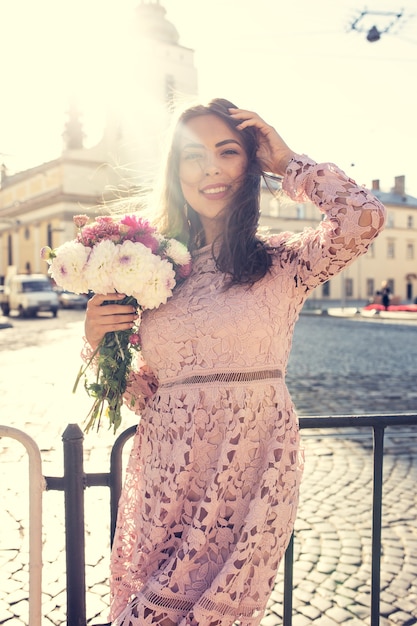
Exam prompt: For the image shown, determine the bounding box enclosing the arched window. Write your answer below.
[387,240,395,259]
[366,278,375,298]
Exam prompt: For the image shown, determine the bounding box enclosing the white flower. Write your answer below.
[165,238,191,266]
[48,241,90,293]
[84,239,118,294]
[112,240,155,296]
[132,256,176,309]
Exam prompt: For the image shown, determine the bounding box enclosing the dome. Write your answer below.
[134,1,180,44]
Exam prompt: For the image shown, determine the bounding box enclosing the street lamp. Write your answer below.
[349,10,405,43]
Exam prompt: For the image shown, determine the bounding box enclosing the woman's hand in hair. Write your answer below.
[84,293,138,349]
[228,108,295,177]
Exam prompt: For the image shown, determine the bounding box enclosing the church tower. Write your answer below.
[97,0,198,187]
[62,99,85,151]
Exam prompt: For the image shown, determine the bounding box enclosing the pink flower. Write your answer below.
[129,333,141,346]
[73,214,89,228]
[120,214,155,234]
[177,261,192,278]
[119,215,159,252]
[77,217,120,247]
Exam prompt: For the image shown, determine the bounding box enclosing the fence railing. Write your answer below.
[285,413,417,626]
[0,425,46,626]
[2,412,417,626]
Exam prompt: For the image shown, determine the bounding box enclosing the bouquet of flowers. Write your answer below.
[41,214,191,433]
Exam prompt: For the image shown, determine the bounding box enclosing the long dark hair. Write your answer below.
[154,98,272,285]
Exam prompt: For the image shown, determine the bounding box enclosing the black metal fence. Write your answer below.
[43,413,417,626]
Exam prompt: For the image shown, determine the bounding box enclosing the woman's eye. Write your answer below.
[222,149,239,156]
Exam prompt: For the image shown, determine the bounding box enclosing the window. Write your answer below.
[366,278,375,298]
[388,279,395,294]
[296,204,305,219]
[407,215,414,229]
[406,243,414,260]
[345,278,353,297]
[387,240,395,259]
[387,212,395,228]
[322,281,330,297]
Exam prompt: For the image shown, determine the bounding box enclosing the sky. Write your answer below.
[1,0,416,196]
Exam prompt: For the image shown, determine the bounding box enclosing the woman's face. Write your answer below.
[178,114,248,243]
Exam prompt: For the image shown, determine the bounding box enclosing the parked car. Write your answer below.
[57,290,89,309]
[1,274,59,317]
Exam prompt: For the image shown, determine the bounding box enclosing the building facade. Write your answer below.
[259,173,417,306]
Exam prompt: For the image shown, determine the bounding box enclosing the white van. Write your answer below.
[1,274,59,318]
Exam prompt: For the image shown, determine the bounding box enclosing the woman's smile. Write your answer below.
[200,183,231,199]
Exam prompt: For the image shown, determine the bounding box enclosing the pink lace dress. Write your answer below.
[110,155,386,626]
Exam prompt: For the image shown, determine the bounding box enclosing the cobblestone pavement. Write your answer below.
[0,312,416,625]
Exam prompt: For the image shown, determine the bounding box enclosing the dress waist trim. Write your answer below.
[159,368,283,389]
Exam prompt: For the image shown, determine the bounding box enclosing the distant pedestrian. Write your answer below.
[380,281,391,310]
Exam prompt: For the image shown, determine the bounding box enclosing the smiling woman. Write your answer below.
[82,96,386,626]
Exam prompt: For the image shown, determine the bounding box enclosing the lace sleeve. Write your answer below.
[278,154,386,291]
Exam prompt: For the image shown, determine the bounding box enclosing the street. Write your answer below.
[1,311,416,625]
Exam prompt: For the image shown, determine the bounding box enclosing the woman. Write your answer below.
[84,99,386,626]
[380,281,391,310]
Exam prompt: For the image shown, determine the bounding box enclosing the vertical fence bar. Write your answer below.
[63,423,87,626]
[370,425,385,626]
[0,426,45,626]
[283,533,294,626]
